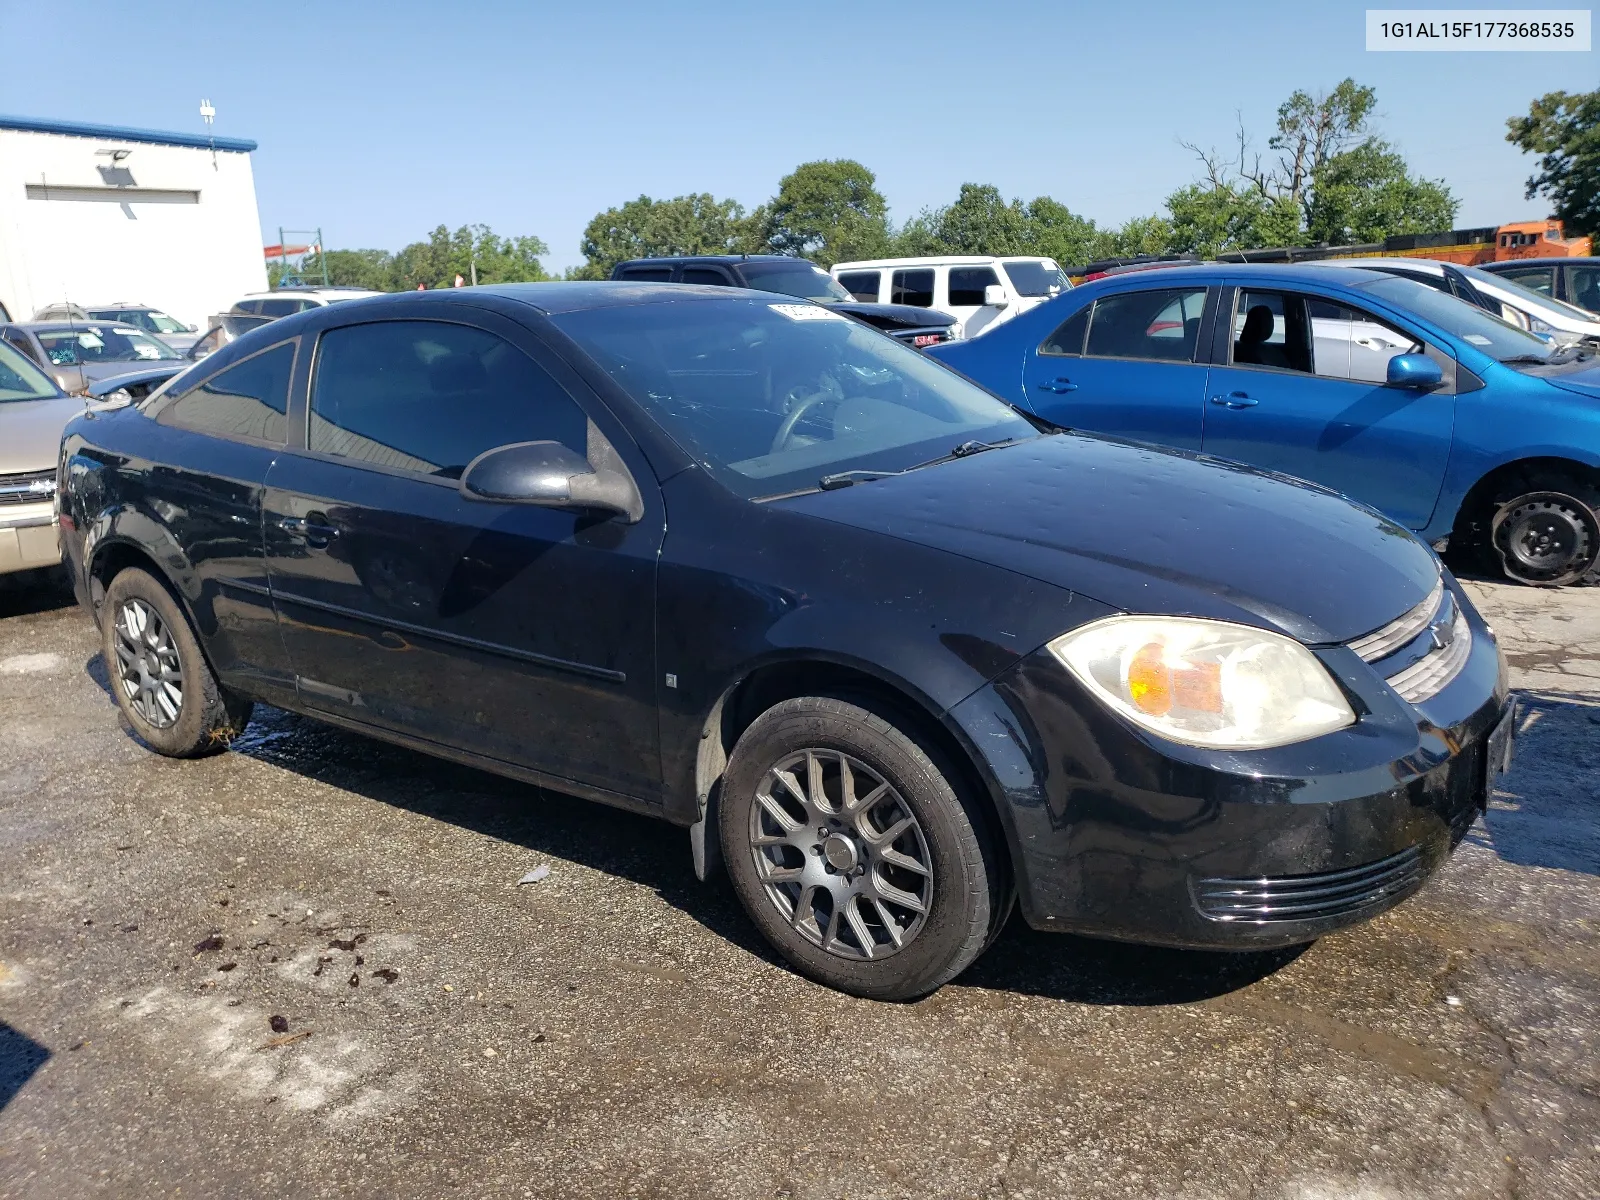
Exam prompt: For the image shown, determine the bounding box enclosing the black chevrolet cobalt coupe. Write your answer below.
[58,284,1514,1000]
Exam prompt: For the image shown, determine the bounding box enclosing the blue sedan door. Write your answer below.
[1201,285,1455,530]
[1022,285,1213,450]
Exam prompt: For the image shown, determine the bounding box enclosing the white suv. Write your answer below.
[831,256,1068,339]
[228,287,385,317]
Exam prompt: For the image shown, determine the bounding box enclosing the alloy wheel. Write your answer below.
[747,748,934,960]
[113,597,184,729]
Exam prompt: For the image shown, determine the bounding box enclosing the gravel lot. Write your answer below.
[0,570,1596,1199]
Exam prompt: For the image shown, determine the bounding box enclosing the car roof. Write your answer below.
[615,255,799,268]
[1306,257,1447,274]
[1072,263,1390,289]
[294,281,816,316]
[15,321,144,332]
[1479,257,1590,268]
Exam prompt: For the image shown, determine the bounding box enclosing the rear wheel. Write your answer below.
[101,567,253,756]
[719,695,1003,1000]
[1487,478,1600,587]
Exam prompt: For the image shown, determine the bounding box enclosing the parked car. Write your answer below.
[228,287,387,318]
[831,255,1069,339]
[610,256,956,348]
[59,283,1511,999]
[34,302,202,353]
[1478,256,1600,314]
[0,321,186,395]
[0,339,79,580]
[928,263,1600,587]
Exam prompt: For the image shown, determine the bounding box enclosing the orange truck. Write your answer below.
[1214,220,1592,267]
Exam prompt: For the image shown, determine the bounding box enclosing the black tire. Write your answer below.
[101,567,253,757]
[719,695,1003,1001]
[1486,475,1600,587]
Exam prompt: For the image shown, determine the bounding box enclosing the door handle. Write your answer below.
[279,513,339,547]
[1209,392,1258,409]
[1034,377,1078,393]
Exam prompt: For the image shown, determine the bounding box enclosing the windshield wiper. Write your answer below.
[817,438,1022,490]
[1499,354,1558,365]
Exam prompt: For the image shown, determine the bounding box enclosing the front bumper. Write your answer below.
[947,580,1509,950]
[0,503,61,576]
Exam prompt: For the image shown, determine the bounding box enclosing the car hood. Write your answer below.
[74,358,186,383]
[825,301,957,331]
[778,433,1440,645]
[1,395,87,473]
[1535,361,1600,399]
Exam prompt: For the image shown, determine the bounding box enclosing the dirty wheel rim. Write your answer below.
[113,597,184,729]
[1492,491,1598,585]
[748,749,933,961]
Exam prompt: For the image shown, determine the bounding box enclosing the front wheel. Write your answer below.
[1488,480,1600,587]
[101,567,253,757]
[719,696,1003,1000]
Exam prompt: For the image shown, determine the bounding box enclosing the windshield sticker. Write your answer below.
[77,332,105,349]
[1463,334,1492,345]
[768,303,847,322]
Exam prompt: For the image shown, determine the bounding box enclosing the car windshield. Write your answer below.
[1462,267,1598,324]
[1352,275,1556,364]
[551,297,1038,499]
[1001,259,1069,297]
[35,326,178,365]
[89,308,188,334]
[0,340,62,402]
[738,262,853,303]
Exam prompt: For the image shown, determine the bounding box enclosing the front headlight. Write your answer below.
[1048,616,1356,750]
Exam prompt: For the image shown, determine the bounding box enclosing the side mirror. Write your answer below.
[982,284,1007,307]
[1386,353,1443,390]
[186,323,198,333]
[459,427,643,523]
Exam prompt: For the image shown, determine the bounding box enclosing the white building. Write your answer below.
[0,114,268,330]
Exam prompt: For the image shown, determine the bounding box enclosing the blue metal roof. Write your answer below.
[0,114,257,153]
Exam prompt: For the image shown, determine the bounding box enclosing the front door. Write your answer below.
[262,312,665,800]
[946,265,1005,339]
[1201,286,1455,530]
[1022,285,1213,451]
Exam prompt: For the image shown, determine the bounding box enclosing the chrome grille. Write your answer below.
[1349,578,1444,662]
[0,470,55,506]
[1194,846,1425,923]
[1347,577,1472,706]
[1386,606,1472,704]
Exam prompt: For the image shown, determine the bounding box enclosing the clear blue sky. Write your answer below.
[3,0,1594,271]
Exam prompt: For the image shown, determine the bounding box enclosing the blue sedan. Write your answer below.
[929,264,1600,586]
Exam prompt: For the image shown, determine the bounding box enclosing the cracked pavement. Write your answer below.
[0,571,1596,1199]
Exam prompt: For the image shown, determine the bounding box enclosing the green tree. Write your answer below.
[1020,197,1104,267]
[760,160,892,266]
[1305,141,1456,244]
[1166,182,1302,257]
[297,248,398,291]
[393,224,551,290]
[572,194,749,279]
[930,184,1031,255]
[1507,88,1600,236]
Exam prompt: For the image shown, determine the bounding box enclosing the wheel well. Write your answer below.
[696,660,1012,871]
[88,541,171,614]
[1453,457,1600,547]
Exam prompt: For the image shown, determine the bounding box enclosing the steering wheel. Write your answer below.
[769,388,833,454]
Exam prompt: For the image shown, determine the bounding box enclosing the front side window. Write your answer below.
[1498,266,1555,296]
[891,269,935,308]
[681,267,733,286]
[35,326,176,365]
[1084,288,1208,363]
[0,339,62,401]
[550,298,1037,500]
[309,320,588,479]
[260,298,306,317]
[3,330,41,364]
[738,261,852,302]
[1231,290,1311,373]
[836,271,881,302]
[1567,264,1600,313]
[948,267,1000,307]
[155,341,295,442]
[1306,299,1423,383]
[618,266,673,282]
